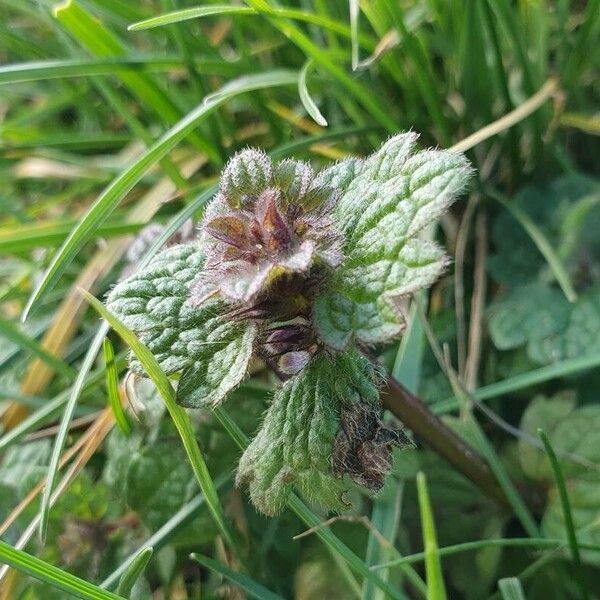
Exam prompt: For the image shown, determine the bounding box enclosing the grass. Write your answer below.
[0,1,599,598]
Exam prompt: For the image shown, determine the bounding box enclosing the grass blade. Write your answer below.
[0,540,125,600]
[130,5,255,29]
[116,547,153,597]
[416,472,447,600]
[22,69,298,320]
[38,325,108,542]
[434,351,600,414]
[81,291,238,555]
[54,0,220,165]
[374,537,600,571]
[100,475,230,589]
[498,577,526,600]
[0,315,75,381]
[128,4,374,50]
[0,56,246,84]
[538,428,589,599]
[190,554,285,600]
[103,338,131,435]
[298,59,327,126]
[0,220,143,254]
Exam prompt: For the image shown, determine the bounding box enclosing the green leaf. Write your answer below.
[519,394,577,481]
[519,394,600,564]
[105,243,206,375]
[315,133,472,349]
[106,243,256,407]
[416,471,447,600]
[0,540,125,600]
[190,554,285,600]
[487,283,571,352]
[82,290,238,555]
[103,338,131,435]
[236,349,378,515]
[489,283,600,366]
[116,547,153,598]
[125,440,198,530]
[531,285,600,364]
[176,323,256,408]
[498,577,526,600]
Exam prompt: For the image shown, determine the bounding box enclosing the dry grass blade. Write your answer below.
[1,156,205,431]
[0,408,116,591]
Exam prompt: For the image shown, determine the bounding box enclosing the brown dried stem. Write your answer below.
[359,345,508,507]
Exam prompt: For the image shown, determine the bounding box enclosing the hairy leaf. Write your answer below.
[176,322,256,408]
[236,349,385,515]
[315,133,471,349]
[106,243,256,406]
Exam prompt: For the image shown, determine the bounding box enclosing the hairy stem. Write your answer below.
[360,346,508,507]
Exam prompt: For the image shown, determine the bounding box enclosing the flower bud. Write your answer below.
[220,148,273,206]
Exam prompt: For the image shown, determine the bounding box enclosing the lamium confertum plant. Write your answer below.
[106,132,473,515]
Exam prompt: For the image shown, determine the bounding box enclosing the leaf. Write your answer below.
[519,394,577,481]
[176,323,256,408]
[519,394,600,564]
[531,285,600,364]
[236,349,379,515]
[116,547,153,598]
[191,554,285,600]
[83,290,238,555]
[0,540,125,600]
[125,440,199,530]
[498,577,526,600]
[487,283,571,351]
[489,283,600,366]
[106,243,256,407]
[315,133,471,349]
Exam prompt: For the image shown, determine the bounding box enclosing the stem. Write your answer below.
[359,346,508,507]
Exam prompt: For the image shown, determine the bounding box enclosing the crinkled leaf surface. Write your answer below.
[176,322,256,408]
[106,243,256,407]
[236,349,379,515]
[314,133,471,348]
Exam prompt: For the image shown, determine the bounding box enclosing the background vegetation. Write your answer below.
[0,0,599,598]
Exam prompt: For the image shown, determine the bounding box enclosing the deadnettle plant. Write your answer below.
[106,132,472,515]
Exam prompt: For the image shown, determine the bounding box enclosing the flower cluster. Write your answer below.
[106,133,472,514]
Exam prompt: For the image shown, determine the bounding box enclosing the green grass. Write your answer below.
[0,1,599,598]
